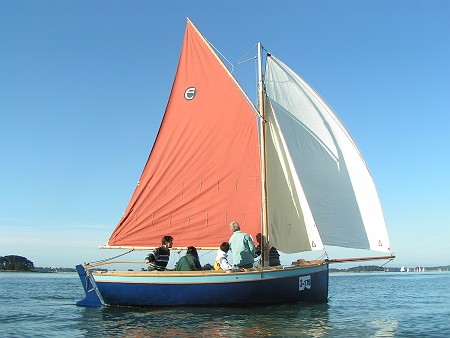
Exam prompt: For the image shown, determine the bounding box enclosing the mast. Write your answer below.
[257,43,269,267]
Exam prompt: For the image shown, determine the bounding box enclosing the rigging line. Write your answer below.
[329,256,395,299]
[328,283,339,299]
[205,37,260,118]
[323,248,330,260]
[175,249,215,259]
[206,37,258,73]
[199,249,214,258]
[316,252,328,261]
[231,44,258,73]
[206,39,264,121]
[87,249,135,265]
[234,56,257,68]
[380,256,395,268]
[205,37,235,69]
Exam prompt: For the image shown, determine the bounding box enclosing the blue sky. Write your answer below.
[1,1,449,268]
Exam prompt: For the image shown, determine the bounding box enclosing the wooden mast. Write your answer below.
[257,43,269,267]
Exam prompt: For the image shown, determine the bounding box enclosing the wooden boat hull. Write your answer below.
[76,262,329,307]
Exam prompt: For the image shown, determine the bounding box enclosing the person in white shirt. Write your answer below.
[214,242,242,271]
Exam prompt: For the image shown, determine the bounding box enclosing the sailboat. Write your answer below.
[76,19,394,307]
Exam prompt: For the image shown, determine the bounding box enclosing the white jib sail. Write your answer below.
[264,55,391,254]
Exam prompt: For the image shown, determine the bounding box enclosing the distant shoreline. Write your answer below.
[0,267,77,273]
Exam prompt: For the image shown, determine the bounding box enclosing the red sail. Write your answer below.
[108,21,261,248]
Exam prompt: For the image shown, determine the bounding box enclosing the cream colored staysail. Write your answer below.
[264,55,391,254]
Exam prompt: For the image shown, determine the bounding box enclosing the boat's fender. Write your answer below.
[75,264,103,307]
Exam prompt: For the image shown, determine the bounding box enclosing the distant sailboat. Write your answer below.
[76,19,394,307]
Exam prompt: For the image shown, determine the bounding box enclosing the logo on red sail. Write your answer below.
[184,87,196,100]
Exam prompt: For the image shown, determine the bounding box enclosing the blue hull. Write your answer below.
[76,264,328,307]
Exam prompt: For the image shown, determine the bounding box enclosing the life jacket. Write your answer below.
[213,258,223,270]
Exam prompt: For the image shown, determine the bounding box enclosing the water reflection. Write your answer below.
[77,303,331,337]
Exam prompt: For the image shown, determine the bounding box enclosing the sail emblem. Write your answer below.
[184,87,196,100]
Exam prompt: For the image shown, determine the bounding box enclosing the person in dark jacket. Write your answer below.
[144,235,173,271]
[175,246,202,271]
[254,233,281,267]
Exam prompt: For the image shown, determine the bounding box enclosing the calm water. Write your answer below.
[0,272,449,337]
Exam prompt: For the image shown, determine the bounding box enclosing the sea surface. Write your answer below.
[0,271,449,337]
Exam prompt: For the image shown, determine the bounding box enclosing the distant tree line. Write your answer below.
[34,267,76,273]
[347,265,385,272]
[329,265,384,273]
[0,255,34,271]
[330,264,450,273]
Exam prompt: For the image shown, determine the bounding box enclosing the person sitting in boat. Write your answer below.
[144,235,173,271]
[175,246,202,271]
[254,233,281,267]
[213,242,242,271]
[228,221,255,269]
